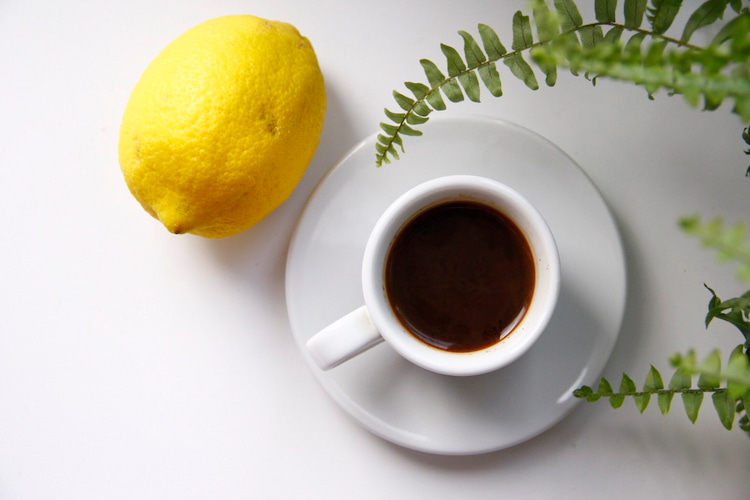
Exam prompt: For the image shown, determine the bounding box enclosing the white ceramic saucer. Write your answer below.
[285,115,626,455]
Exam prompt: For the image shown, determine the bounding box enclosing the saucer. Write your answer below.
[285,115,626,455]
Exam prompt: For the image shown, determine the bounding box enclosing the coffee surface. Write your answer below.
[385,201,535,352]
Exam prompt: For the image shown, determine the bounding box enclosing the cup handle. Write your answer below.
[306,305,384,370]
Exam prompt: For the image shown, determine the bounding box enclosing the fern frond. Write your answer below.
[375,0,750,167]
[574,346,750,430]
[531,0,750,110]
[576,283,750,431]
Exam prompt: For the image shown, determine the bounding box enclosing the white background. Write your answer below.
[1,0,749,498]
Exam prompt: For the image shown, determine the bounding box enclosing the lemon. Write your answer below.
[118,15,326,238]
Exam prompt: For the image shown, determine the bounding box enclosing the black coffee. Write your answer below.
[384,200,535,352]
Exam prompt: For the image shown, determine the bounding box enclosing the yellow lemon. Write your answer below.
[118,15,326,238]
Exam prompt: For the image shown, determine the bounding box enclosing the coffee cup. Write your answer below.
[305,175,560,376]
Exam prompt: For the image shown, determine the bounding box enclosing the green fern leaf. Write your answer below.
[713,391,736,429]
[682,218,750,283]
[576,385,602,402]
[726,348,750,399]
[620,373,637,393]
[682,0,731,42]
[735,98,750,126]
[529,43,559,85]
[555,0,584,30]
[420,59,446,88]
[669,366,692,391]
[459,72,481,102]
[712,10,750,45]
[598,377,614,396]
[704,92,725,112]
[533,0,560,42]
[644,40,669,95]
[609,394,626,408]
[436,45,466,102]
[384,109,405,123]
[550,0,583,72]
[644,365,665,391]
[705,283,723,315]
[441,43,466,77]
[647,0,684,35]
[644,39,668,67]
[390,132,404,153]
[392,90,415,112]
[459,30,487,67]
[478,63,504,96]
[419,60,448,110]
[675,72,701,106]
[425,90,446,111]
[682,392,704,423]
[658,391,674,415]
[579,25,605,49]
[504,53,540,90]
[573,385,593,398]
[424,47,464,103]
[412,100,433,117]
[512,11,535,50]
[441,81,465,103]
[406,113,430,126]
[624,31,646,56]
[624,0,648,28]
[374,145,391,164]
[631,366,662,413]
[539,60,559,86]
[697,350,722,389]
[404,81,429,100]
[603,25,624,43]
[377,133,400,154]
[402,83,433,116]
[398,123,423,137]
[379,122,399,136]
[740,413,750,432]
[634,393,650,413]
[440,43,481,102]
[728,342,746,361]
[458,68,482,102]
[588,392,602,402]
[595,0,617,22]
[478,23,507,59]
[376,136,399,161]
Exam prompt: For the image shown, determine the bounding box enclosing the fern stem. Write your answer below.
[612,387,728,398]
[590,21,704,51]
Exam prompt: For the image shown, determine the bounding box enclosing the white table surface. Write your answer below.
[1,1,749,498]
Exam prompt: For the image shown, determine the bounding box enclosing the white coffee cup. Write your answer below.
[306,175,560,376]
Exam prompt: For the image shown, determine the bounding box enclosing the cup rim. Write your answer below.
[361,175,560,376]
